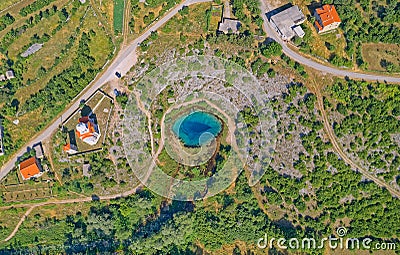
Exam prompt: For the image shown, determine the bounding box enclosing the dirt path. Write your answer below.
[45,139,63,185]
[1,183,143,243]
[132,90,155,156]
[122,0,131,46]
[311,82,400,198]
[0,0,28,15]
[3,205,36,242]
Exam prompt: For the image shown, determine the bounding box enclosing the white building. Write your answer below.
[269,5,306,40]
[76,116,101,146]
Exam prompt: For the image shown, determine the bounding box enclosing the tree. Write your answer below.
[260,40,282,58]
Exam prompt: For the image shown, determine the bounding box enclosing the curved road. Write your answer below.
[0,0,212,180]
[258,0,400,84]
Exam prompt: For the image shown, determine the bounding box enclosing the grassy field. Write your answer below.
[12,4,88,95]
[2,182,53,202]
[160,3,210,36]
[131,4,164,34]
[305,26,348,60]
[0,207,27,241]
[113,0,124,33]
[0,0,19,13]
[362,43,400,72]
[0,202,92,249]
[93,0,115,35]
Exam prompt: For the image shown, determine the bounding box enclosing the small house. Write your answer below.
[5,70,15,80]
[218,18,241,34]
[19,157,42,180]
[314,5,341,33]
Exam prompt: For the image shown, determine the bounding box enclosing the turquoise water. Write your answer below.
[172,111,222,147]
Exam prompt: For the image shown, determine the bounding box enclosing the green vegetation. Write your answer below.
[20,32,96,117]
[281,54,308,78]
[19,0,57,16]
[113,0,124,34]
[260,81,400,250]
[251,57,270,77]
[0,13,14,31]
[0,174,286,253]
[322,0,400,69]
[231,0,263,34]
[325,80,400,181]
[260,40,282,58]
[130,0,177,34]
[1,2,399,254]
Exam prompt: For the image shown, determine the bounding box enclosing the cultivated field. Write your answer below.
[113,0,124,33]
[209,4,222,32]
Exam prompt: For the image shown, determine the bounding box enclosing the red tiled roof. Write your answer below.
[315,5,341,27]
[19,157,40,180]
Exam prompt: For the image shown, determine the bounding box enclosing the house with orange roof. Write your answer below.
[19,156,42,180]
[63,143,78,154]
[76,116,101,146]
[314,4,341,33]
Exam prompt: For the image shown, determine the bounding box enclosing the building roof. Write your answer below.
[293,25,305,38]
[270,5,306,40]
[76,116,100,145]
[63,143,78,153]
[218,18,241,33]
[32,143,44,158]
[19,157,41,180]
[21,43,43,58]
[63,143,71,151]
[5,70,15,79]
[315,5,341,27]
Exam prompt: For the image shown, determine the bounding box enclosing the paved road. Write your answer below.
[258,0,400,84]
[0,0,212,180]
